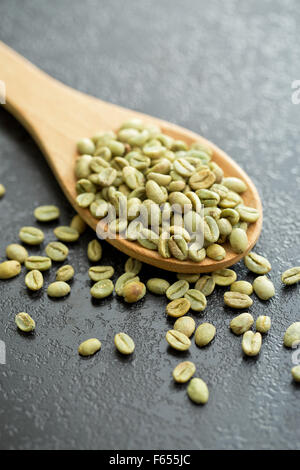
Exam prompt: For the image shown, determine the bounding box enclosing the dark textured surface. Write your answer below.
[0,0,300,450]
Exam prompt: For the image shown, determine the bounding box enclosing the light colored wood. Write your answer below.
[0,41,262,273]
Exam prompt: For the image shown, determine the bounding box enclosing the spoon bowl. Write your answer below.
[0,41,262,272]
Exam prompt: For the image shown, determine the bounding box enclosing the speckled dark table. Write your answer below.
[0,0,300,450]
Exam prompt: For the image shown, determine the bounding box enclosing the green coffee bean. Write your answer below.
[122,281,146,303]
[146,278,170,295]
[253,276,275,300]
[237,205,260,223]
[230,281,253,296]
[0,260,21,279]
[206,243,226,260]
[195,323,216,347]
[125,257,142,275]
[25,256,52,271]
[165,329,191,351]
[187,378,209,405]
[56,265,74,282]
[87,239,102,262]
[283,322,300,348]
[77,137,95,155]
[230,313,254,335]
[219,190,241,208]
[281,267,300,285]
[158,235,171,258]
[244,252,271,274]
[197,189,220,207]
[166,280,189,300]
[229,228,248,254]
[184,289,207,311]
[291,365,300,383]
[176,273,200,283]
[115,272,139,296]
[256,315,271,333]
[220,208,240,226]
[212,269,237,286]
[90,279,114,299]
[168,236,188,261]
[224,291,253,309]
[173,361,196,383]
[15,312,35,332]
[19,226,44,245]
[45,242,69,261]
[217,218,232,237]
[88,266,114,281]
[47,281,71,297]
[174,316,196,338]
[166,298,191,317]
[34,205,60,222]
[242,331,262,356]
[78,338,101,356]
[188,245,206,263]
[204,216,220,243]
[54,226,79,242]
[76,192,95,208]
[222,177,247,193]
[6,244,28,264]
[195,275,215,296]
[75,154,93,178]
[189,168,216,190]
[0,183,5,198]
[114,333,135,355]
[25,270,43,291]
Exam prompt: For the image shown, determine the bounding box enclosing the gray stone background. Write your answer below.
[0,0,299,450]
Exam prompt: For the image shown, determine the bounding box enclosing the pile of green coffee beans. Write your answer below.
[1,161,300,407]
[75,119,260,262]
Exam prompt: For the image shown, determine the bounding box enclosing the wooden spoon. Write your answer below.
[0,41,262,273]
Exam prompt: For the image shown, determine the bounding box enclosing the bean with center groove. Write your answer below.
[166,330,191,351]
[173,361,196,383]
[114,333,135,355]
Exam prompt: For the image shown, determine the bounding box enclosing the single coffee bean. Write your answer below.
[222,177,247,193]
[6,244,28,264]
[115,272,139,296]
[166,298,191,318]
[90,279,114,299]
[125,257,142,274]
[195,275,215,296]
[166,280,189,300]
[122,281,146,303]
[184,289,207,312]
[237,205,260,223]
[88,266,114,282]
[25,256,52,271]
[283,322,300,348]
[25,269,43,291]
[77,137,95,155]
[188,245,206,262]
[54,226,79,242]
[244,252,271,274]
[291,365,300,383]
[256,315,271,334]
[168,236,188,261]
[242,331,262,356]
[146,278,170,295]
[166,329,191,351]
[281,267,300,285]
[19,226,44,245]
[70,214,86,234]
[87,239,102,262]
[176,273,200,283]
[174,316,196,338]
[15,312,35,332]
[187,377,209,405]
[253,276,275,300]
[224,291,253,309]
[230,313,254,335]
[229,227,248,254]
[56,265,75,282]
[78,338,101,356]
[230,280,253,296]
[195,323,216,347]
[47,281,71,298]
[34,205,60,222]
[173,361,196,383]
[114,332,135,354]
[0,260,21,279]
[212,269,237,286]
[206,243,226,261]
[45,241,69,261]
